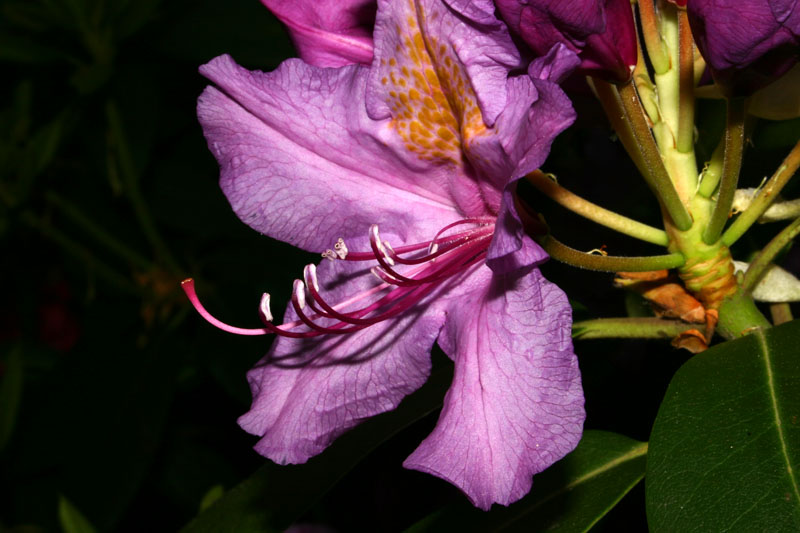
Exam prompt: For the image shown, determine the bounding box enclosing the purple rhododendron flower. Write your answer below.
[688,0,800,95]
[187,0,584,510]
[494,0,637,82]
[261,0,376,67]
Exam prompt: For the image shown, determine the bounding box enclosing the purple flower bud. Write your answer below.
[494,0,637,83]
[688,0,800,96]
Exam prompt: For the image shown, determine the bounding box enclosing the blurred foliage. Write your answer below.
[1,0,797,531]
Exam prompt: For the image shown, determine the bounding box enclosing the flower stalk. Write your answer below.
[526,171,669,246]
[742,216,800,293]
[536,234,685,272]
[722,140,800,246]
[702,97,746,244]
[617,80,693,230]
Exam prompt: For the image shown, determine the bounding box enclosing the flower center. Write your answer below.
[182,217,495,338]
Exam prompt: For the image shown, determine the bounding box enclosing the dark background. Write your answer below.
[2,0,798,531]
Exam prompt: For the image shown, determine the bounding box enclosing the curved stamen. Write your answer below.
[186,218,496,339]
[182,279,270,336]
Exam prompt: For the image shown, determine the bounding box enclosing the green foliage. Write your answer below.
[647,319,800,531]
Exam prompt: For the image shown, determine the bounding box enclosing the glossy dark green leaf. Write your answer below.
[406,430,647,532]
[180,356,453,533]
[0,346,24,453]
[647,320,800,532]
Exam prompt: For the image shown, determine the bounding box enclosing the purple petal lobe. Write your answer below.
[688,0,800,95]
[484,46,576,273]
[198,55,461,252]
[404,265,585,510]
[239,258,447,464]
[261,0,375,67]
[496,0,637,82]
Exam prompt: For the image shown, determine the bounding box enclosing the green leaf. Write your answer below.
[180,355,453,533]
[406,430,647,532]
[0,346,24,453]
[58,495,97,533]
[647,319,800,532]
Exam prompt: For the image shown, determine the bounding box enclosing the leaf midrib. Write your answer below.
[755,328,800,503]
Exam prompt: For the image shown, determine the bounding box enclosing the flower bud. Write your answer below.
[688,0,800,96]
[494,0,637,83]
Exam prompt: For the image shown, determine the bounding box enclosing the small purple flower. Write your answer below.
[186,0,584,510]
[494,0,637,82]
[261,0,376,67]
[688,0,800,95]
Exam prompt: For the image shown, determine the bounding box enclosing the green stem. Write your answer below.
[742,217,800,293]
[638,0,669,74]
[106,101,181,275]
[537,234,685,272]
[703,97,746,244]
[716,289,771,339]
[591,79,650,179]
[526,171,669,246]
[46,191,154,271]
[573,317,699,340]
[697,135,724,197]
[617,81,693,230]
[722,140,800,246]
[676,10,695,154]
[21,211,139,294]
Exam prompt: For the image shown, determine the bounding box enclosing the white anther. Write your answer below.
[293,280,307,309]
[303,264,320,292]
[259,293,273,322]
[322,250,337,261]
[370,225,395,265]
[427,242,439,254]
[333,238,348,259]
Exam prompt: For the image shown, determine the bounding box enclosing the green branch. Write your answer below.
[742,217,800,293]
[703,97,746,244]
[617,81,693,231]
[573,317,699,340]
[537,234,685,272]
[526,171,669,246]
[722,140,800,246]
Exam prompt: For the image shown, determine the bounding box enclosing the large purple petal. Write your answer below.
[404,265,584,510]
[261,0,375,67]
[238,257,448,463]
[198,55,462,251]
[688,0,800,95]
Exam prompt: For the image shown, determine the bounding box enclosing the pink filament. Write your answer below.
[183,219,494,338]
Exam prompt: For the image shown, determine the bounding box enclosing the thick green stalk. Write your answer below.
[703,97,746,244]
[526,171,669,246]
[617,81,693,230]
[676,10,696,154]
[722,140,800,246]
[537,234,685,272]
[716,290,772,339]
[573,317,699,340]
